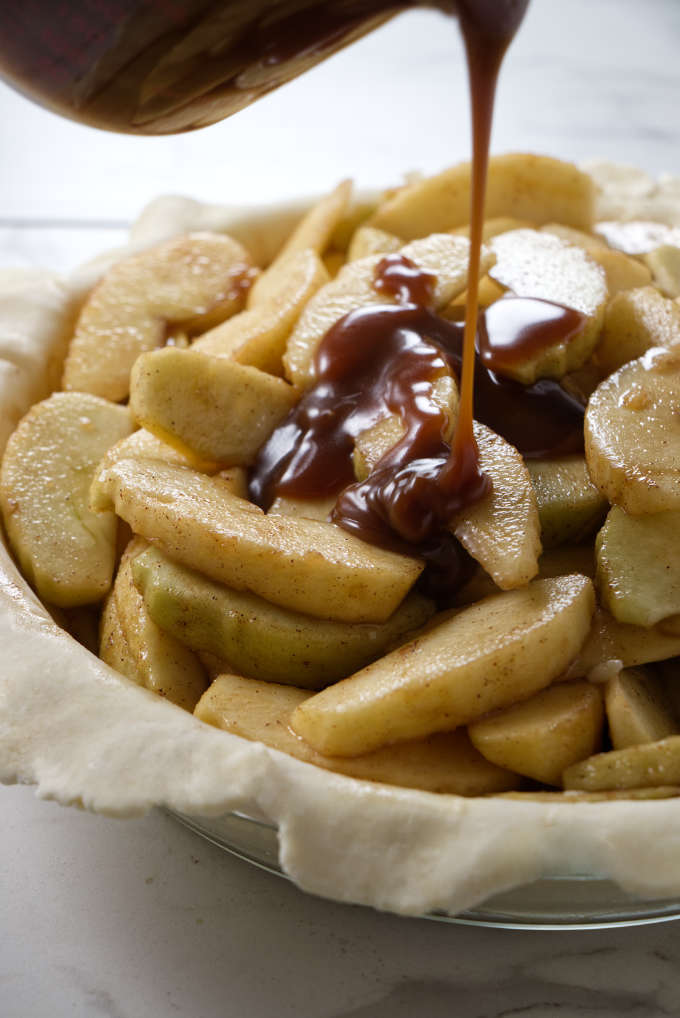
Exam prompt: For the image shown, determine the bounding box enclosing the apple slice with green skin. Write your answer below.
[91,457,422,624]
[585,346,680,514]
[103,538,207,712]
[468,681,604,787]
[195,673,521,796]
[129,347,298,467]
[527,456,607,549]
[132,546,434,690]
[62,232,255,402]
[0,391,132,607]
[291,574,595,757]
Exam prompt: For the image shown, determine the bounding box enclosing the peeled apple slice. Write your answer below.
[106,539,207,711]
[129,347,298,467]
[193,248,329,376]
[0,391,132,606]
[283,234,494,388]
[347,226,402,262]
[450,423,541,590]
[563,736,680,792]
[369,153,594,238]
[596,506,680,627]
[540,222,652,295]
[91,458,422,624]
[62,232,254,402]
[195,674,520,796]
[605,668,678,750]
[246,179,351,307]
[585,346,680,514]
[594,285,680,377]
[568,608,680,679]
[291,575,595,757]
[468,681,604,786]
[487,229,607,383]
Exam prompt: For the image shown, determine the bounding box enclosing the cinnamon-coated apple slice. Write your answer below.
[347,225,402,262]
[369,153,594,239]
[0,391,132,606]
[291,575,595,757]
[195,674,520,795]
[129,347,298,467]
[450,423,541,590]
[284,234,494,388]
[563,736,680,792]
[585,346,680,514]
[487,228,607,383]
[594,285,680,377]
[62,232,255,402]
[193,248,328,375]
[102,538,207,712]
[91,458,422,624]
[246,179,351,307]
[604,668,678,750]
[468,681,604,787]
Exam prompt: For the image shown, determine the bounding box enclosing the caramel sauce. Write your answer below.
[250,273,585,544]
[250,0,592,595]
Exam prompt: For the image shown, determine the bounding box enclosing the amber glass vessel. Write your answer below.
[0,1,430,134]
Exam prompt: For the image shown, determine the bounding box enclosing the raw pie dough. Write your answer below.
[3,168,680,918]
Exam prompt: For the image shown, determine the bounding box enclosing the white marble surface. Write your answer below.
[3,2,680,1015]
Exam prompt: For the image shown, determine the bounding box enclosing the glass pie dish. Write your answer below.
[4,163,680,926]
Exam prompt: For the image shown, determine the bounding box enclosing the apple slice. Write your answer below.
[247,179,351,307]
[487,229,607,383]
[195,674,520,795]
[605,668,678,750]
[585,346,680,514]
[369,153,594,238]
[596,506,680,627]
[284,234,494,388]
[91,458,422,623]
[595,285,680,377]
[0,391,132,606]
[450,423,541,590]
[347,226,402,262]
[62,232,255,402]
[104,538,207,711]
[132,546,433,689]
[567,609,680,679]
[130,347,298,466]
[564,736,680,791]
[468,682,604,786]
[291,575,595,757]
[541,223,652,295]
[193,248,328,375]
